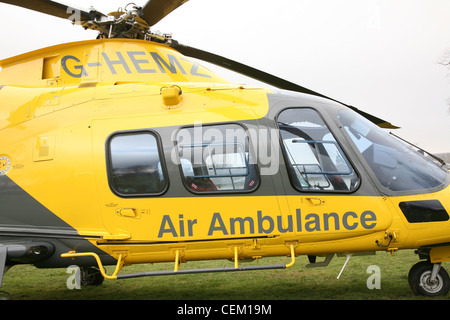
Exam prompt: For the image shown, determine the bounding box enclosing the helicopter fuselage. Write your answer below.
[0,39,449,279]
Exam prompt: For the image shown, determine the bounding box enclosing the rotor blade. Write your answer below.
[172,43,399,129]
[0,0,106,21]
[141,0,189,26]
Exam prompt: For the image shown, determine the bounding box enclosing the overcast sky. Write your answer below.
[0,0,449,153]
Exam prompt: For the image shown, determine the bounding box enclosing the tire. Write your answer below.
[408,261,450,297]
[80,266,104,286]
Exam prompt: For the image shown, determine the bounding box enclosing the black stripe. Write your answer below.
[0,175,79,235]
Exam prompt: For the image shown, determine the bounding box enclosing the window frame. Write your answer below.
[106,130,169,198]
[174,122,261,195]
[276,107,360,194]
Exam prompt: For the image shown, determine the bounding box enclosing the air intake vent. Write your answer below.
[399,200,449,223]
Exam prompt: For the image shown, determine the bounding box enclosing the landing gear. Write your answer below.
[408,261,450,297]
[80,266,104,286]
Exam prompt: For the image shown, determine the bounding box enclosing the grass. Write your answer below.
[1,249,449,300]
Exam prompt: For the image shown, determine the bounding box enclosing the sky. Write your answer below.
[0,0,449,153]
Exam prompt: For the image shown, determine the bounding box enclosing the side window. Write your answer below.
[108,132,168,196]
[176,124,259,193]
[278,108,359,192]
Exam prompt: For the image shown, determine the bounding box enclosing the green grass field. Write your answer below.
[1,249,449,300]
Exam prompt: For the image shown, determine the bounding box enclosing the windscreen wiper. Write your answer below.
[389,132,446,167]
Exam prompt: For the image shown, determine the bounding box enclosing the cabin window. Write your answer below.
[176,124,259,193]
[278,108,359,192]
[108,132,168,196]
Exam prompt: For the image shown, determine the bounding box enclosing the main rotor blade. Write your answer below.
[173,43,399,129]
[141,0,189,26]
[0,0,105,21]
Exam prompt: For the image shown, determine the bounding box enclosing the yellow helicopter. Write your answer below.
[0,0,449,298]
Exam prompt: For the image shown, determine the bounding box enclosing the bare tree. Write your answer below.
[439,51,450,66]
[438,49,450,113]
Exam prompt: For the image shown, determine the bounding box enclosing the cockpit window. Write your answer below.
[338,109,448,192]
[278,108,359,192]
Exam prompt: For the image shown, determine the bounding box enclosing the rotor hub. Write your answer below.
[78,4,169,43]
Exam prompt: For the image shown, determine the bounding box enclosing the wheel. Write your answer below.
[408,261,450,297]
[80,266,104,286]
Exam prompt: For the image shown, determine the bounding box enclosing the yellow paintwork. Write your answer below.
[0,39,228,88]
[430,246,450,263]
[1,38,450,275]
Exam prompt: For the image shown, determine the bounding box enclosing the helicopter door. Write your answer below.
[275,107,393,241]
[172,122,283,241]
[92,117,170,241]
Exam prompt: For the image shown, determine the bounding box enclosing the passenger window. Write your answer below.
[176,124,258,193]
[278,108,359,192]
[108,132,167,196]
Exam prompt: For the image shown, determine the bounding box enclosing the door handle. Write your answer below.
[306,198,324,206]
[116,208,139,218]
